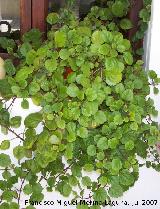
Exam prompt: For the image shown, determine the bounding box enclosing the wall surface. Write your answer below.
[147,0,160,124]
[0,0,160,209]
[0,0,20,30]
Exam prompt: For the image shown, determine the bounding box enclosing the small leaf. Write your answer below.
[119,171,135,186]
[114,114,123,125]
[148,70,157,79]
[59,49,70,60]
[47,12,59,24]
[97,152,105,160]
[62,184,72,197]
[82,176,92,187]
[93,188,107,202]
[20,43,32,57]
[56,118,66,129]
[11,86,20,95]
[94,111,107,125]
[77,127,88,138]
[4,59,16,76]
[123,52,133,65]
[97,137,108,150]
[117,39,131,52]
[125,140,134,150]
[105,57,124,72]
[112,158,122,171]
[121,89,133,101]
[83,164,94,172]
[87,145,96,156]
[139,8,150,22]
[67,84,79,97]
[102,30,113,43]
[109,184,123,198]
[23,184,32,195]
[10,116,22,128]
[55,31,67,48]
[49,135,60,144]
[133,79,143,89]
[45,59,57,72]
[82,101,98,117]
[10,202,19,209]
[26,50,37,65]
[105,69,122,86]
[29,82,40,95]
[32,183,43,194]
[47,177,56,187]
[99,44,110,55]
[92,31,105,44]
[130,122,138,131]
[65,143,73,159]
[0,153,11,167]
[15,66,33,82]
[120,19,133,30]
[153,87,159,95]
[85,88,97,101]
[21,99,29,109]
[24,112,42,128]
[112,1,126,17]
[99,176,108,186]
[2,190,14,202]
[13,146,25,160]
[0,140,10,150]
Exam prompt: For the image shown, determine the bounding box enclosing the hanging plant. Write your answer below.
[0,1,159,209]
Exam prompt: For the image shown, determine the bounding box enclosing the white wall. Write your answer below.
[147,0,160,125]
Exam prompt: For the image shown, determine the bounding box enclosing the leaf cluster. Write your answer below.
[0,1,159,209]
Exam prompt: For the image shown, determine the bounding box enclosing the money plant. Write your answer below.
[0,0,159,209]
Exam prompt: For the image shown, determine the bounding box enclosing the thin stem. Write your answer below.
[38,175,47,183]
[17,172,30,205]
[55,163,73,179]
[7,127,24,141]
[17,178,25,205]
[7,97,16,110]
[0,168,13,171]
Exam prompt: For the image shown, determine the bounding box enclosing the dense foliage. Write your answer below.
[0,0,159,209]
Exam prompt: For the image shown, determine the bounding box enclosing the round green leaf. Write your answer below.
[24,112,42,128]
[105,69,122,86]
[120,19,133,30]
[123,52,133,65]
[23,184,32,195]
[94,111,107,125]
[45,59,57,72]
[109,184,123,198]
[125,140,134,150]
[87,145,96,156]
[97,137,108,150]
[13,146,25,160]
[82,176,92,187]
[0,153,11,167]
[93,188,107,202]
[77,127,88,138]
[47,12,59,24]
[0,140,10,150]
[111,158,122,171]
